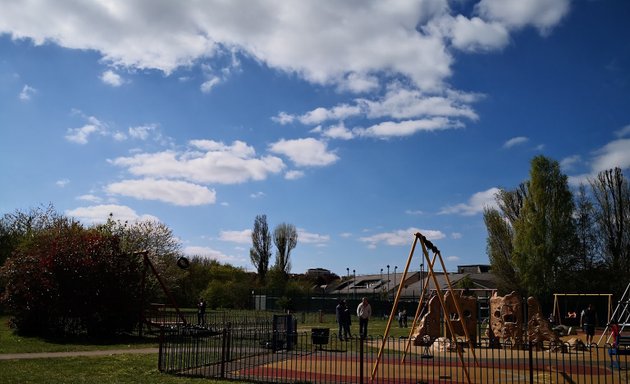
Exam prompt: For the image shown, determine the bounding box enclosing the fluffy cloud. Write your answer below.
[19,84,37,101]
[439,187,500,216]
[590,139,630,174]
[65,116,108,144]
[219,229,251,244]
[106,178,216,206]
[183,246,244,264]
[0,1,568,92]
[357,117,460,138]
[101,70,124,86]
[298,229,330,246]
[110,140,285,184]
[476,0,570,35]
[66,204,158,224]
[360,228,445,249]
[269,138,339,167]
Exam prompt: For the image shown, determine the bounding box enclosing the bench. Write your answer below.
[608,335,630,369]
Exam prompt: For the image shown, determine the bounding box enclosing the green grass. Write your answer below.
[0,311,410,383]
[0,316,158,354]
[0,354,233,384]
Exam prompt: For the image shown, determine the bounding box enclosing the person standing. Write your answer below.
[357,297,372,339]
[197,298,207,325]
[580,304,598,346]
[336,299,346,341]
[342,301,352,340]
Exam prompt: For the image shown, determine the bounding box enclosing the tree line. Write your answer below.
[484,155,630,309]
[0,206,319,336]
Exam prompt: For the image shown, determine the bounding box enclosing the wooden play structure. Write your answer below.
[552,292,612,329]
[371,232,478,384]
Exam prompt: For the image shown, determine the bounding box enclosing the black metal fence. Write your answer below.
[159,323,630,384]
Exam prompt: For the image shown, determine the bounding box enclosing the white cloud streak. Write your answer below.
[439,187,500,216]
[106,178,216,206]
[359,227,445,249]
[66,204,158,224]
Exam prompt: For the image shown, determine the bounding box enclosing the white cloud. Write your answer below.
[272,112,295,125]
[615,124,630,138]
[106,178,217,206]
[299,105,362,125]
[405,210,424,215]
[590,139,630,173]
[338,72,380,93]
[357,117,461,138]
[359,227,445,249]
[476,0,571,35]
[184,246,244,264]
[200,76,221,93]
[219,229,251,244]
[77,194,103,203]
[298,229,330,246]
[55,178,70,187]
[0,1,571,95]
[19,84,37,101]
[129,124,157,140]
[65,116,108,144]
[250,191,265,198]
[451,232,462,239]
[439,187,500,216]
[560,155,581,171]
[110,140,285,184]
[269,138,339,167]
[285,170,305,180]
[322,123,355,140]
[100,70,124,86]
[66,204,158,224]
[503,136,529,148]
[447,16,510,52]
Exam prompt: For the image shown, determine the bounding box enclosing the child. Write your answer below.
[610,319,620,348]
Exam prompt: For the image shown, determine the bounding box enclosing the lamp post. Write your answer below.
[353,269,356,299]
[380,268,384,299]
[346,267,350,299]
[394,265,398,295]
[387,265,390,301]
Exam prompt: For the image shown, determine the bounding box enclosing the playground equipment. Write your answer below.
[552,292,612,330]
[599,282,630,345]
[137,250,188,336]
[371,232,477,384]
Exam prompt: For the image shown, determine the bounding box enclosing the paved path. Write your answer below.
[0,348,159,360]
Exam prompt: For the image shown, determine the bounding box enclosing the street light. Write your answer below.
[394,266,398,298]
[346,267,350,299]
[353,269,356,299]
[387,265,390,301]
[380,268,384,299]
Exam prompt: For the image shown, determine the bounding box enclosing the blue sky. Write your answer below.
[1,1,629,277]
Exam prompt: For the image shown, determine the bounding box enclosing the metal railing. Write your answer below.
[159,324,630,384]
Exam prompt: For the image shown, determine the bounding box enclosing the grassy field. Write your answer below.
[0,311,412,383]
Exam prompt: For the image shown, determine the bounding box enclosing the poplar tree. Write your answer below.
[512,156,578,301]
[250,214,272,283]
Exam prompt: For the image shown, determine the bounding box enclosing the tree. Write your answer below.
[512,156,578,302]
[483,206,521,295]
[96,216,186,305]
[589,167,630,295]
[250,214,272,283]
[273,222,298,275]
[1,221,142,336]
[0,204,64,267]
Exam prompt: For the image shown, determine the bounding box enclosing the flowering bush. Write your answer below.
[0,222,142,337]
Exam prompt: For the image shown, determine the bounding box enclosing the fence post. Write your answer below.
[360,337,364,384]
[221,327,227,379]
[158,328,164,372]
[528,341,534,384]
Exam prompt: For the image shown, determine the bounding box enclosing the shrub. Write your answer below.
[0,222,142,337]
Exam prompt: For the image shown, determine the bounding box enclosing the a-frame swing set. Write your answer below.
[370,232,477,384]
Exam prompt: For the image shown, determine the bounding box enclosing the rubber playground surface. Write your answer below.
[233,338,622,384]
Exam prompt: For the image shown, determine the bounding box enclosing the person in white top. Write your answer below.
[357,297,372,339]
